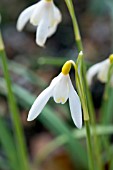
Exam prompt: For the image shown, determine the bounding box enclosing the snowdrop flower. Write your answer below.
[87,54,113,85]
[16,0,62,47]
[27,60,82,129]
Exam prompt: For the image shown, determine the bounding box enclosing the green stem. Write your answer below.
[82,59,103,170]
[85,121,94,170]
[75,61,94,170]
[0,32,30,170]
[64,0,83,52]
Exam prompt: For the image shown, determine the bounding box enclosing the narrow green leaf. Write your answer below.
[37,56,67,67]
[0,117,18,170]
[0,31,30,170]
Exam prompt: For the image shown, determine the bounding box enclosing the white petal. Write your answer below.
[30,0,53,26]
[68,77,82,129]
[27,86,53,121]
[50,73,63,86]
[53,5,62,24]
[17,4,36,31]
[47,24,57,37]
[36,18,49,47]
[35,1,55,46]
[53,74,69,104]
[97,59,110,83]
[86,62,101,85]
[30,1,44,26]
[47,5,62,37]
[27,73,62,121]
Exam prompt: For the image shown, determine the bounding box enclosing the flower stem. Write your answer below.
[0,31,30,170]
[64,0,83,52]
[85,121,94,170]
[82,62,103,170]
[75,59,94,170]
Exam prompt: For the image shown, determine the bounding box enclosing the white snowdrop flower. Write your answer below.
[27,60,82,129]
[87,54,113,85]
[17,0,62,47]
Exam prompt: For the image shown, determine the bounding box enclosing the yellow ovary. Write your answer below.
[62,61,71,75]
[109,54,113,64]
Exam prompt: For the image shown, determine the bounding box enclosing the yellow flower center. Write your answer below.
[109,54,113,64]
[62,61,71,75]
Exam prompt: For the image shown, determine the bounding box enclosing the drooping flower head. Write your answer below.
[27,60,82,129]
[87,54,113,85]
[17,0,62,47]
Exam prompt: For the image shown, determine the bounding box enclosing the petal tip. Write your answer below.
[36,38,45,47]
[27,115,33,121]
[17,27,22,32]
[27,118,30,121]
[27,110,35,121]
[16,22,22,32]
[76,122,82,129]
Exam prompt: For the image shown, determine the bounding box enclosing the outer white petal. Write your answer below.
[17,4,36,31]
[27,86,52,121]
[27,73,62,121]
[97,59,110,83]
[30,1,44,26]
[53,74,69,104]
[30,0,53,26]
[50,73,63,86]
[47,4,62,37]
[47,24,57,37]
[68,77,82,129]
[53,5,62,24]
[86,62,102,85]
[36,18,49,47]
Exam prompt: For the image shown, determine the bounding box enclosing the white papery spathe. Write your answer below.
[17,0,62,47]
[87,59,110,85]
[27,73,82,129]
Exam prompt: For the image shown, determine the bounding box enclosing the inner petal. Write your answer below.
[53,75,69,104]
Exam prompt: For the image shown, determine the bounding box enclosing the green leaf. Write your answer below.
[0,117,19,170]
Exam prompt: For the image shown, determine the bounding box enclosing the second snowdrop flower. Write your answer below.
[17,0,62,47]
[27,60,82,129]
[87,54,113,85]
